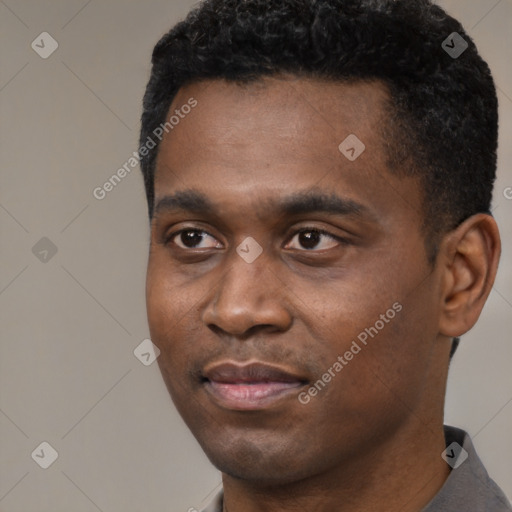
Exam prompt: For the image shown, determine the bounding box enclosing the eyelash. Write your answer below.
[164,227,349,251]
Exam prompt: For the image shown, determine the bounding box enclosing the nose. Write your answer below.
[201,251,293,338]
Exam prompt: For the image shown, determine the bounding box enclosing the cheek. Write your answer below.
[291,267,399,354]
[327,296,436,428]
[296,263,437,419]
[146,256,193,356]
[146,271,198,409]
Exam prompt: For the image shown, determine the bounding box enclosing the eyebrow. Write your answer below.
[154,189,216,216]
[154,189,371,220]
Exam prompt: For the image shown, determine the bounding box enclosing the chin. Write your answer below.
[197,432,321,485]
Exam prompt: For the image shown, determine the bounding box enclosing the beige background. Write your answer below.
[0,1,511,510]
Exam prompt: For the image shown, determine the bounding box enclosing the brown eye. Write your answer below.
[285,229,342,251]
[169,229,221,249]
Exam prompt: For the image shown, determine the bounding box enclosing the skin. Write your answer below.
[145,76,501,511]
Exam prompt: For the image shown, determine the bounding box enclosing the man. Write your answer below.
[139,0,511,510]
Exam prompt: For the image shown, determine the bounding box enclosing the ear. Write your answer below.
[438,213,501,338]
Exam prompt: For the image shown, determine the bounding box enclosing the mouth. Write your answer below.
[202,360,308,411]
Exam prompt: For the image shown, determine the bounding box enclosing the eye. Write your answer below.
[285,228,344,251]
[165,227,346,252]
[167,229,221,249]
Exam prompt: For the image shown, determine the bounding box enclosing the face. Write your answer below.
[146,77,447,484]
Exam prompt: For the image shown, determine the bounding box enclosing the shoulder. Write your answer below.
[422,426,511,512]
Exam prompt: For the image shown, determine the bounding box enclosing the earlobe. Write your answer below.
[438,214,501,338]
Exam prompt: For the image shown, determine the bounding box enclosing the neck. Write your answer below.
[221,420,450,512]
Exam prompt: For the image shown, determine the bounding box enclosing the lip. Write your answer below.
[202,360,308,411]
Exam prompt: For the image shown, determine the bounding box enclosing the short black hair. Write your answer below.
[139,0,499,358]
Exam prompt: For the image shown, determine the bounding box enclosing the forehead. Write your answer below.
[158,76,390,169]
[153,76,421,227]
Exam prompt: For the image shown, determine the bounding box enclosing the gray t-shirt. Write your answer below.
[201,425,511,511]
